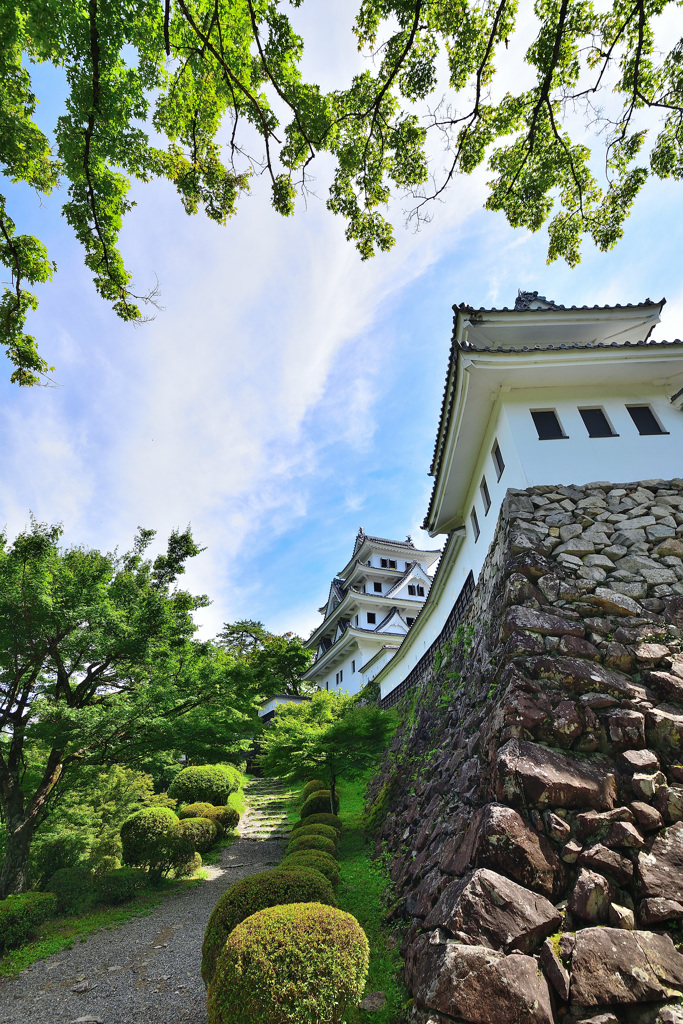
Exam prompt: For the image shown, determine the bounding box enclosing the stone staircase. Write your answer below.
[238,777,293,840]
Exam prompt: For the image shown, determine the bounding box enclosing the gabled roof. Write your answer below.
[423,293,679,534]
[318,577,346,616]
[352,527,416,555]
[375,607,409,633]
[384,561,431,599]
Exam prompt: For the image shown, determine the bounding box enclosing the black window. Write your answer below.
[531,409,566,440]
[627,405,667,435]
[416,585,425,597]
[388,559,396,569]
[471,508,480,542]
[492,441,505,480]
[380,558,388,567]
[352,660,355,673]
[339,669,343,682]
[408,584,416,595]
[578,408,616,438]
[373,581,382,593]
[480,476,491,514]
[406,617,415,626]
[367,612,376,625]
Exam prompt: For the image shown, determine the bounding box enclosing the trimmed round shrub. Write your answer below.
[0,892,57,951]
[280,851,341,887]
[121,807,193,883]
[201,868,337,987]
[175,851,202,878]
[44,866,93,915]
[302,779,326,803]
[168,765,241,806]
[286,834,336,857]
[205,806,239,832]
[273,864,334,891]
[177,817,219,854]
[291,813,342,834]
[300,789,340,818]
[178,802,215,820]
[93,867,147,905]
[207,903,369,1024]
[289,823,338,848]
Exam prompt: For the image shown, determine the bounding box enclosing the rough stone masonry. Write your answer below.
[368,478,683,1024]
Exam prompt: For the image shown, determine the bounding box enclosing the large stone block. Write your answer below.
[496,739,617,810]
[569,927,683,1006]
[503,605,586,638]
[424,868,561,952]
[646,705,683,755]
[638,822,683,901]
[438,802,562,898]
[527,656,646,699]
[409,934,555,1024]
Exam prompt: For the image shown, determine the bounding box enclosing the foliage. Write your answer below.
[285,834,336,857]
[302,779,327,803]
[120,807,193,884]
[0,892,56,952]
[168,764,241,807]
[177,802,215,820]
[301,789,340,818]
[206,903,369,1024]
[201,868,337,988]
[287,823,338,848]
[280,851,341,888]
[204,806,240,832]
[177,817,219,854]
[260,691,398,812]
[0,519,236,896]
[1,2,681,384]
[43,866,93,915]
[93,867,147,905]
[217,620,314,697]
[291,813,342,835]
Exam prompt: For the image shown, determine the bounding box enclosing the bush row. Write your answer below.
[202,778,369,1024]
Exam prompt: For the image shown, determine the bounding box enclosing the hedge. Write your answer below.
[93,867,147,905]
[44,866,93,915]
[206,903,369,1024]
[280,851,341,888]
[205,806,240,832]
[168,765,241,806]
[287,823,338,848]
[302,779,327,803]
[120,807,194,883]
[285,834,336,858]
[291,813,342,834]
[178,802,215,820]
[201,868,336,987]
[0,892,57,951]
[177,817,219,853]
[300,789,340,818]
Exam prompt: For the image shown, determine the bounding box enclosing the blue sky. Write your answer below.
[3,21,683,641]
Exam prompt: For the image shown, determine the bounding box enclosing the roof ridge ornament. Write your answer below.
[514,290,563,311]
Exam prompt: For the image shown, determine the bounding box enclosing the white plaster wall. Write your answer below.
[379,387,683,700]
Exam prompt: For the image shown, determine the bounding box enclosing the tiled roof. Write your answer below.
[424,294,671,531]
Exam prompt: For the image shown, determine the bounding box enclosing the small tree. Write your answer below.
[217,620,314,697]
[258,691,398,812]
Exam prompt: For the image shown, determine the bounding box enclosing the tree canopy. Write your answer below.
[259,690,398,808]
[217,619,314,696]
[2,1,681,383]
[0,519,259,894]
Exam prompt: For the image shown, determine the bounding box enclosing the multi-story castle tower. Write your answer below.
[302,529,440,695]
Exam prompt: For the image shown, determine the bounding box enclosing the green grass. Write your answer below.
[0,875,204,977]
[335,777,409,1024]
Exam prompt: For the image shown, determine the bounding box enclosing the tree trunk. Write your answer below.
[329,776,336,816]
[0,817,36,896]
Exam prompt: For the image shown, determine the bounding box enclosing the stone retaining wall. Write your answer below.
[369,478,683,1024]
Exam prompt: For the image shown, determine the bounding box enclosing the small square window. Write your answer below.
[531,409,566,440]
[408,584,416,596]
[471,508,480,542]
[373,581,382,593]
[480,476,491,514]
[416,585,425,597]
[367,612,376,625]
[492,441,505,480]
[388,559,397,569]
[406,617,415,626]
[626,405,667,435]
[578,408,617,438]
[380,558,388,568]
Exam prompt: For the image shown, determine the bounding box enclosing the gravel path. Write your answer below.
[0,780,291,1024]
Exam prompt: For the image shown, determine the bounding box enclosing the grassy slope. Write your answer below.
[335,778,408,1024]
